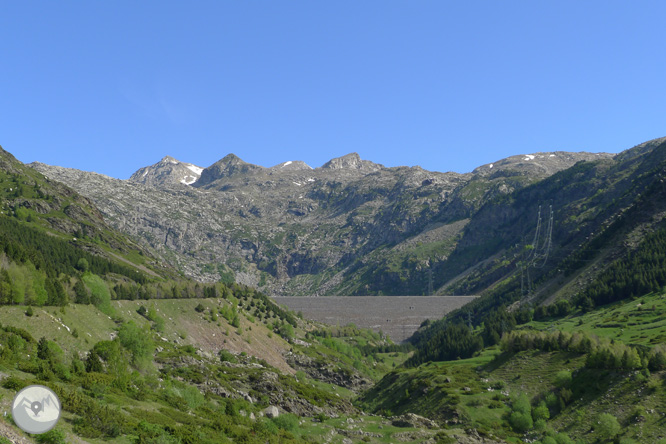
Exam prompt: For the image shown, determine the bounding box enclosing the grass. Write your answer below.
[14,291,665,442]
[0,304,117,356]
[526,291,666,345]
[0,295,408,443]
[361,311,666,444]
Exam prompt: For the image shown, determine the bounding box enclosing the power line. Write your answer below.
[521,205,553,297]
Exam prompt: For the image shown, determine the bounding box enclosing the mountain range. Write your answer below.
[30,149,614,297]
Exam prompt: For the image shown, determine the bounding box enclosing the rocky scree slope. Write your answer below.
[31,150,610,295]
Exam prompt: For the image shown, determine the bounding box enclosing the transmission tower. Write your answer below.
[521,205,554,297]
[427,268,434,296]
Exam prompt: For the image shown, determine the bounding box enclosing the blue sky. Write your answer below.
[1,2,665,179]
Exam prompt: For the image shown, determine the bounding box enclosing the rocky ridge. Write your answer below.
[30,150,612,295]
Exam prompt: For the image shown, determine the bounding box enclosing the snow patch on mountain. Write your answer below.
[186,164,204,176]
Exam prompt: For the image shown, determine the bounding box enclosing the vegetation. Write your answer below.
[4,140,666,442]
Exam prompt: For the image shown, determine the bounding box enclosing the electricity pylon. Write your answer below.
[520,205,553,297]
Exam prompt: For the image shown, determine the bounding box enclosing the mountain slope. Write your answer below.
[0,146,172,283]
[30,150,608,295]
[434,137,666,307]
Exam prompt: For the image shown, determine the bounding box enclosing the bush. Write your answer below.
[433,431,456,443]
[532,401,550,421]
[595,413,620,440]
[555,370,572,388]
[512,393,531,415]
[118,321,154,369]
[271,413,299,432]
[1,376,28,390]
[509,411,533,433]
[554,433,574,444]
[253,418,279,436]
[76,258,89,272]
[545,392,559,409]
[35,428,67,444]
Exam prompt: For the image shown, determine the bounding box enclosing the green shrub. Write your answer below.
[512,393,531,415]
[35,428,67,444]
[1,376,28,390]
[545,392,559,409]
[118,321,154,369]
[253,417,279,436]
[219,349,238,363]
[595,413,620,440]
[73,404,126,438]
[271,413,299,432]
[434,431,457,444]
[546,433,574,444]
[532,401,550,421]
[135,421,180,443]
[509,411,533,432]
[554,370,572,388]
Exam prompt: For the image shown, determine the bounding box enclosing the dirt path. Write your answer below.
[106,250,160,278]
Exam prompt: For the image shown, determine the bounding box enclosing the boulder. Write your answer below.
[264,405,279,418]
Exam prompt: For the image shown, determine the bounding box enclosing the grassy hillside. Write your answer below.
[0,295,499,444]
[362,289,666,443]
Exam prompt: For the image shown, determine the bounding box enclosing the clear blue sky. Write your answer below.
[1,1,665,179]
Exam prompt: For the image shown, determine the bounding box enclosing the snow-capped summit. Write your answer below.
[129,156,204,186]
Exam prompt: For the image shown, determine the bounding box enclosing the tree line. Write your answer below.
[501,329,666,371]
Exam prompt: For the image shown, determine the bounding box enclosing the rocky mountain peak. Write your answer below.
[129,156,203,187]
[159,155,178,164]
[219,153,243,163]
[269,160,313,171]
[194,153,265,187]
[319,153,383,171]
